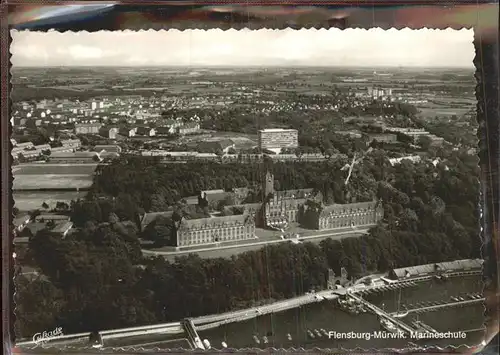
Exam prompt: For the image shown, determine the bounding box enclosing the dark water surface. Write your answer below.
[198,276,485,349]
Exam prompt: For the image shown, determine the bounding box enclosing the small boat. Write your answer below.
[380,318,399,333]
[253,335,260,344]
[393,311,409,318]
[314,329,322,338]
[321,329,328,336]
[221,342,228,348]
[287,333,292,341]
[307,330,315,339]
[262,336,269,344]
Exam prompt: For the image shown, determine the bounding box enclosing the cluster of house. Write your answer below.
[139,171,384,250]
[353,87,394,101]
[75,120,201,138]
[388,259,483,280]
[346,123,446,148]
[11,138,82,162]
[13,213,74,241]
[12,97,203,146]
[11,137,122,164]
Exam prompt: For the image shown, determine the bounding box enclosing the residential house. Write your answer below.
[362,133,398,143]
[50,146,75,154]
[136,126,156,137]
[13,215,31,235]
[139,211,174,232]
[93,145,122,153]
[119,127,136,138]
[15,142,34,150]
[50,221,74,238]
[156,126,176,135]
[34,144,51,152]
[75,123,102,134]
[61,139,82,149]
[49,151,102,163]
[99,127,119,139]
[19,149,44,161]
[388,155,422,166]
[100,152,120,161]
[177,122,200,135]
[35,214,71,223]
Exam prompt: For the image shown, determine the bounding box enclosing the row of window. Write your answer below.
[320,215,377,229]
[324,212,375,218]
[179,226,255,246]
[324,208,377,215]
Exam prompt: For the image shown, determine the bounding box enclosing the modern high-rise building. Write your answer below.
[258,128,298,150]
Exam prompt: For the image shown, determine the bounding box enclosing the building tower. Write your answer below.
[264,170,274,198]
[327,268,336,289]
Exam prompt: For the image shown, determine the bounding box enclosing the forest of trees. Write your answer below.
[15,141,481,338]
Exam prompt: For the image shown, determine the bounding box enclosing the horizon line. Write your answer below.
[12,65,474,69]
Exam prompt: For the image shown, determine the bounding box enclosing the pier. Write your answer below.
[15,266,482,349]
[345,292,416,334]
[391,298,485,315]
[412,320,439,334]
[181,319,204,350]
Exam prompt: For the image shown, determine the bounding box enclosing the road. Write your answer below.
[142,228,369,261]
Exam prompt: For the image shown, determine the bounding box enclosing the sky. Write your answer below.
[11,28,474,68]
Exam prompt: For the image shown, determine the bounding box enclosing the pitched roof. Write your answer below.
[391,259,483,278]
[13,215,30,227]
[51,151,99,159]
[275,188,315,200]
[179,213,253,229]
[35,214,70,221]
[51,221,73,234]
[320,200,380,217]
[93,145,122,153]
[140,211,174,231]
[75,123,102,127]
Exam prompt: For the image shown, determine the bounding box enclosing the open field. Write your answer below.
[13,174,94,190]
[14,191,87,211]
[175,131,258,149]
[418,107,471,117]
[12,163,99,175]
[12,163,98,190]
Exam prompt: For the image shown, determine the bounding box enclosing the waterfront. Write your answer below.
[365,275,483,311]
[198,276,485,349]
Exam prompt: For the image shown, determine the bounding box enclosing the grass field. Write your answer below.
[12,163,98,175]
[14,191,86,211]
[13,174,94,190]
[175,131,257,150]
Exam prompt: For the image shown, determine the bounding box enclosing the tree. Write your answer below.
[418,135,433,151]
[15,275,66,337]
[55,201,70,212]
[143,216,174,247]
[216,195,236,212]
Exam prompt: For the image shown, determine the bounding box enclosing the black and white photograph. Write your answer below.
[11,28,483,350]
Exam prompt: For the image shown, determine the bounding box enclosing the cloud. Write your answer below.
[10,28,474,68]
[66,45,104,59]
